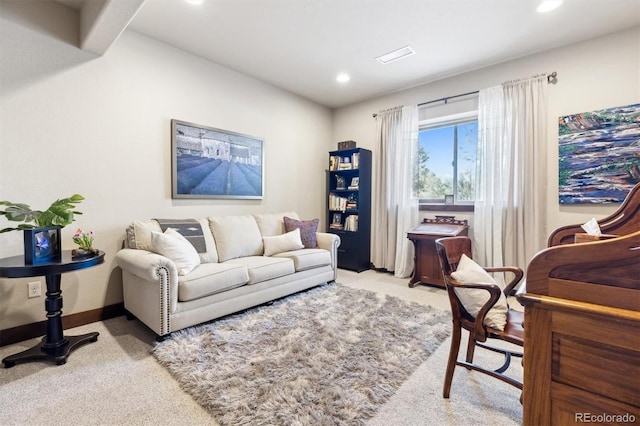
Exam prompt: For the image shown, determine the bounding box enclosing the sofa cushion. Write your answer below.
[273,248,331,271]
[283,216,319,248]
[155,218,218,263]
[263,228,304,256]
[126,220,162,251]
[253,211,299,237]
[151,228,201,276]
[126,218,218,263]
[209,215,263,262]
[450,254,508,331]
[177,262,249,302]
[224,256,294,284]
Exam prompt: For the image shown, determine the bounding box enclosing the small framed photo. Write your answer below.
[444,194,454,205]
[349,177,359,189]
[24,227,61,264]
[332,213,342,224]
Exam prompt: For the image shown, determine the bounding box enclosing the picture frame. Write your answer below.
[24,226,61,265]
[558,103,640,204]
[332,213,342,224]
[444,194,454,205]
[349,177,359,189]
[172,119,264,199]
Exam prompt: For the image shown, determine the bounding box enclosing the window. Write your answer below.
[415,113,477,204]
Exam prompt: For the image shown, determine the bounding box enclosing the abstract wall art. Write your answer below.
[558,103,640,204]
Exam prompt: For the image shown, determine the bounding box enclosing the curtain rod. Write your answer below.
[372,71,557,118]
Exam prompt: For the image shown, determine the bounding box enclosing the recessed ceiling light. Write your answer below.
[184,0,205,5]
[536,0,563,13]
[336,73,350,83]
[376,46,415,64]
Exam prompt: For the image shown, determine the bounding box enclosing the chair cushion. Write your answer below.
[225,256,294,284]
[283,216,320,248]
[150,228,201,276]
[262,228,304,256]
[451,254,508,330]
[209,215,263,262]
[178,262,249,302]
[274,248,331,271]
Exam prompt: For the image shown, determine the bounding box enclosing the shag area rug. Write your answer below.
[152,284,451,426]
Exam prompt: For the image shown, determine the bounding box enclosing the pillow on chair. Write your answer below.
[450,254,508,330]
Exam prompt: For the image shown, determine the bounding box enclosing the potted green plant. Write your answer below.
[0,194,84,264]
[0,194,84,232]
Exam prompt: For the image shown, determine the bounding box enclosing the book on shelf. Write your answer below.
[351,152,359,169]
[329,156,336,171]
[329,194,348,212]
[346,193,358,210]
[330,155,356,170]
[344,215,358,232]
[347,177,359,190]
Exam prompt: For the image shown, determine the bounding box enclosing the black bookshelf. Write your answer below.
[327,148,372,272]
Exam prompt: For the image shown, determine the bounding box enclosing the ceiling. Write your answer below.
[59,0,639,108]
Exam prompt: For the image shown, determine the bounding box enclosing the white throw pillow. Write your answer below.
[253,211,299,237]
[450,254,508,330]
[151,228,201,275]
[262,228,304,256]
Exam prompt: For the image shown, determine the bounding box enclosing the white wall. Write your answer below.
[0,5,332,329]
[333,27,640,237]
[1,3,637,332]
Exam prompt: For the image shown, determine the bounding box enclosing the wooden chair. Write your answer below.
[435,236,525,398]
[548,182,640,246]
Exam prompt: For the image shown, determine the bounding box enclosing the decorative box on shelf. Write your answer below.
[337,140,356,150]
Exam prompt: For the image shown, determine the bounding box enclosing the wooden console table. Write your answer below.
[407,216,468,288]
[0,250,105,367]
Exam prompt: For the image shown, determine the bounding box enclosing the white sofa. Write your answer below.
[115,212,340,339]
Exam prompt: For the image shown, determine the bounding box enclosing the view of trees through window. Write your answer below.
[415,121,477,203]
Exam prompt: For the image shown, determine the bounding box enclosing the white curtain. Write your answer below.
[474,75,548,273]
[371,105,419,277]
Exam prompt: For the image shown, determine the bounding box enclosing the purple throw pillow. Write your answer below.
[283,216,319,248]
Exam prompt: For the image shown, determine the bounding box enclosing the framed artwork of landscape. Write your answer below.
[171,120,264,199]
[558,103,639,204]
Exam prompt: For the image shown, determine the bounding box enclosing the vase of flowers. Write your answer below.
[72,228,97,258]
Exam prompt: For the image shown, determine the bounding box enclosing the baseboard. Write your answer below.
[0,303,125,347]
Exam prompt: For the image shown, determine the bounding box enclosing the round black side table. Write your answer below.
[0,250,105,367]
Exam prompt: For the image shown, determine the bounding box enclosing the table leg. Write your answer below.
[2,273,99,368]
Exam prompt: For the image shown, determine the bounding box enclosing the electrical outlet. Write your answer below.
[28,281,41,298]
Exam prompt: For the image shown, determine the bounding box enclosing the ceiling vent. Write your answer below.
[376,46,415,64]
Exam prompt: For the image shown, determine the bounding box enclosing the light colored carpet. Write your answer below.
[0,269,523,425]
[153,284,450,425]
